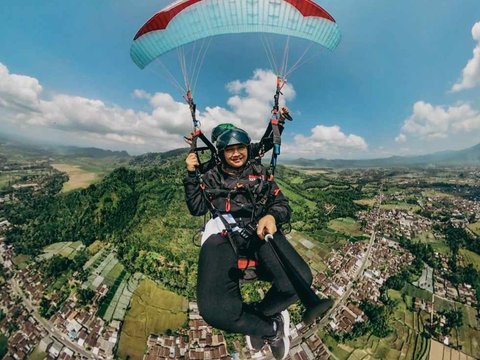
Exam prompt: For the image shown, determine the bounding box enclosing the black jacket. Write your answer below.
[183,161,291,226]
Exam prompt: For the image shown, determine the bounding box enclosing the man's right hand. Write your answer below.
[186,153,200,172]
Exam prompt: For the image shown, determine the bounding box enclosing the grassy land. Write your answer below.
[380,203,421,212]
[467,222,480,236]
[328,217,365,237]
[432,295,456,312]
[28,345,47,360]
[353,198,376,207]
[275,178,316,209]
[42,241,83,258]
[87,240,105,255]
[403,283,433,302]
[51,163,97,192]
[287,231,328,273]
[459,249,480,271]
[117,278,188,360]
[412,231,437,244]
[104,263,125,287]
[456,326,480,359]
[12,254,30,269]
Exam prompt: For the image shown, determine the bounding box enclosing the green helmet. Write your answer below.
[211,123,237,143]
[216,128,251,151]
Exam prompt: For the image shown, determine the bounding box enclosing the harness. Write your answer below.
[184,78,292,277]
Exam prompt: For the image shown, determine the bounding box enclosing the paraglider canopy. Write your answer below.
[131,0,341,69]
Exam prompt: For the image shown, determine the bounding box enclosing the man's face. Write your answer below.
[224,144,248,168]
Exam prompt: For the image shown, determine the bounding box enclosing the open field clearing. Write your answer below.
[41,241,84,260]
[328,217,365,237]
[457,326,480,359]
[12,254,30,269]
[412,231,437,244]
[429,339,476,360]
[117,278,188,360]
[287,230,328,273]
[354,198,376,207]
[380,203,421,212]
[101,272,142,322]
[83,248,107,270]
[87,240,105,255]
[433,295,456,312]
[275,178,316,209]
[51,163,97,191]
[459,249,480,271]
[467,221,480,236]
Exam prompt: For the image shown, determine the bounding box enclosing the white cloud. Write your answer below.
[451,21,480,92]
[395,133,406,144]
[285,125,368,158]
[0,64,296,153]
[0,63,42,112]
[0,64,369,158]
[399,101,480,140]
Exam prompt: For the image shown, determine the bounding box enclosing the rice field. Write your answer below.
[117,278,188,360]
[39,241,84,260]
[328,217,366,237]
[51,163,97,192]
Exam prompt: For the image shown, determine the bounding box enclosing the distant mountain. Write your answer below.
[129,148,189,167]
[52,146,130,159]
[0,136,131,161]
[284,143,480,168]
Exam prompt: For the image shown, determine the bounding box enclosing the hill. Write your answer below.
[285,143,480,168]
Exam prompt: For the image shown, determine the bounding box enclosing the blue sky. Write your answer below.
[0,0,479,159]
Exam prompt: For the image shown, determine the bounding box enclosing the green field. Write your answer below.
[457,326,480,359]
[288,231,328,273]
[467,222,480,236]
[328,217,365,237]
[353,198,376,207]
[104,262,125,287]
[459,249,480,271]
[412,231,437,244]
[28,345,46,360]
[275,178,316,209]
[403,283,433,302]
[87,240,105,255]
[432,295,456,312]
[117,278,188,360]
[12,254,30,268]
[380,203,421,212]
[42,241,83,258]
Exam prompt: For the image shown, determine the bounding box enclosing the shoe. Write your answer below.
[246,334,265,351]
[268,310,290,360]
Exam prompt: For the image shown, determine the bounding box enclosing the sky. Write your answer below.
[0,0,479,159]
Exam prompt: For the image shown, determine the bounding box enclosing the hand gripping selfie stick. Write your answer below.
[264,234,333,325]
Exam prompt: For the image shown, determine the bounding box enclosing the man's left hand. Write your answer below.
[257,214,277,240]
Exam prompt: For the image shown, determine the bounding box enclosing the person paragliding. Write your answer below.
[184,127,313,359]
[131,0,342,357]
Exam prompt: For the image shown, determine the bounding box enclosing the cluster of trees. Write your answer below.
[425,309,463,337]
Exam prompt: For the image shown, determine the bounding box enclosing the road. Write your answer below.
[10,277,95,359]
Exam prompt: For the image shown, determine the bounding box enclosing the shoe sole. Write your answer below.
[246,335,254,351]
[280,310,290,360]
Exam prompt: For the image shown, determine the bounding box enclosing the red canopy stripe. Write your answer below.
[134,0,335,40]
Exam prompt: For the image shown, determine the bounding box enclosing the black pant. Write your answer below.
[196,232,313,337]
